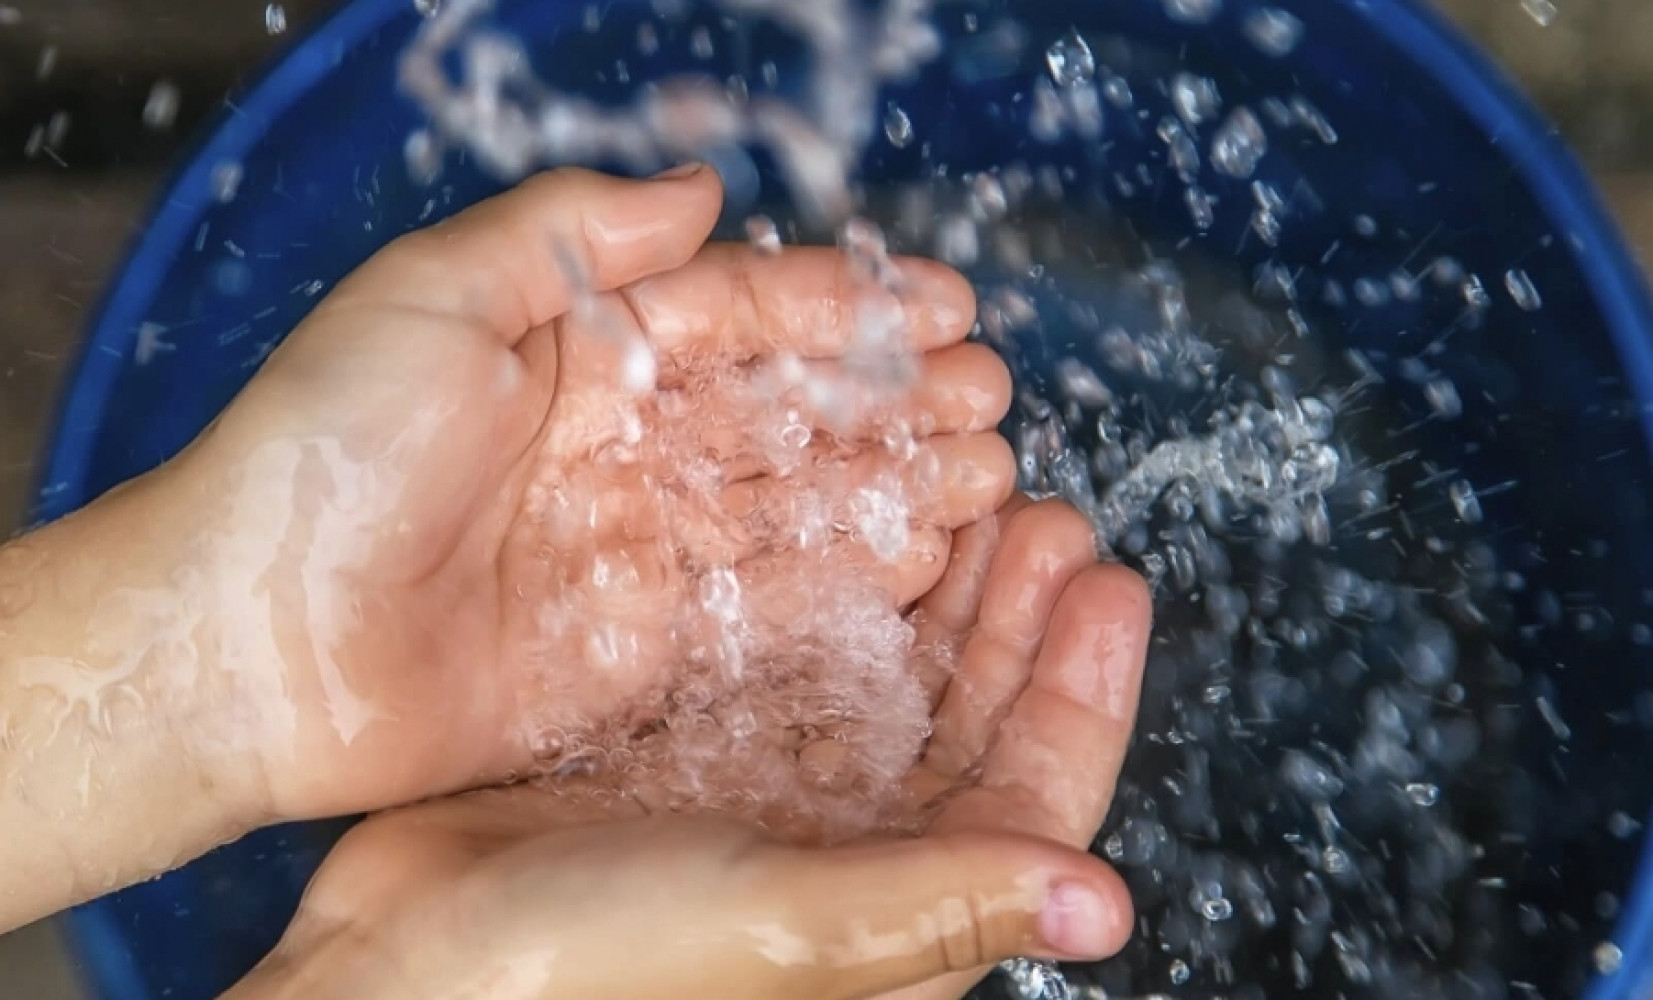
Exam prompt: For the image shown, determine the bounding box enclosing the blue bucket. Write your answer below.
[42,0,1653,997]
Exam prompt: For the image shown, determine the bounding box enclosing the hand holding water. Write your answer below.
[225,494,1152,1000]
[0,167,1151,938]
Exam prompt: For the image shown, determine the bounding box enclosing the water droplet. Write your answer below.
[264,3,287,34]
[404,129,442,185]
[1605,811,1641,839]
[1102,76,1133,109]
[412,0,441,17]
[1461,274,1492,309]
[1201,897,1234,921]
[142,81,181,132]
[1520,0,1558,27]
[1171,72,1222,125]
[1169,959,1191,985]
[1593,942,1623,976]
[1448,479,1482,524]
[1211,108,1267,178]
[934,214,979,267]
[211,161,244,204]
[883,104,914,148]
[1243,8,1303,56]
[1423,378,1462,420]
[1185,186,1215,231]
[1164,0,1222,24]
[1504,268,1543,311]
[689,26,715,59]
[1045,28,1096,87]
[744,215,782,255]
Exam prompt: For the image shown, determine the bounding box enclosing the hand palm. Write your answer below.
[267,493,1151,1000]
[181,168,1011,824]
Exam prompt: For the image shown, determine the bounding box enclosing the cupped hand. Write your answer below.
[154,165,1014,825]
[224,495,1153,1000]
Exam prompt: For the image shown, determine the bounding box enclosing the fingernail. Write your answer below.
[1039,882,1114,959]
[652,161,706,181]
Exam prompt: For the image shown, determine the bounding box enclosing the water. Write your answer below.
[386,3,1648,999]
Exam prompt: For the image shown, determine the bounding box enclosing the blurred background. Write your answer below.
[0,0,1647,995]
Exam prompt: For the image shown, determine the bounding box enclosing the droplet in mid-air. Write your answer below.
[1520,0,1558,27]
[1164,0,1222,24]
[143,81,181,132]
[1044,28,1096,88]
[883,104,914,148]
[1243,8,1304,57]
[1504,268,1543,311]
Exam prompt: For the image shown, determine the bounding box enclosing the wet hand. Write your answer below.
[224,494,1153,1000]
[161,166,1012,824]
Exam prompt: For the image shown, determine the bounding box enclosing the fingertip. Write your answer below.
[1038,862,1135,960]
[1006,497,1097,558]
[1076,561,1154,633]
[895,257,979,348]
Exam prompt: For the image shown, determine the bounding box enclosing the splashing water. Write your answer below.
[391,3,1648,999]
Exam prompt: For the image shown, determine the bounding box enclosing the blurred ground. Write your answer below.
[0,0,1648,997]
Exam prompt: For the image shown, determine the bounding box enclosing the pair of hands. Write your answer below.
[2,166,1151,1000]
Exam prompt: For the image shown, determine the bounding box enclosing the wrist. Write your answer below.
[0,460,276,926]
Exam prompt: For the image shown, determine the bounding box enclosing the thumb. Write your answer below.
[758,832,1133,1000]
[318,165,725,346]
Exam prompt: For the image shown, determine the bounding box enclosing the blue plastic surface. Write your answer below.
[40,0,1653,997]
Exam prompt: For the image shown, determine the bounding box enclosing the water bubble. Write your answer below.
[1243,8,1304,57]
[1211,108,1267,178]
[1504,268,1543,311]
[1201,897,1235,921]
[264,3,288,34]
[883,104,914,148]
[1164,0,1222,24]
[1169,959,1191,985]
[142,81,181,132]
[1045,28,1096,87]
[412,0,441,16]
[1520,0,1558,27]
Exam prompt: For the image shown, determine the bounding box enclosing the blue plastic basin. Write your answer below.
[40,0,1653,998]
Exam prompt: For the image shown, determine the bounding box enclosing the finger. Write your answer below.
[620,243,978,365]
[909,494,1033,707]
[739,523,953,621]
[922,500,1098,780]
[319,166,724,345]
[763,832,1132,1000]
[725,433,1016,553]
[969,563,1153,845]
[710,343,1015,482]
